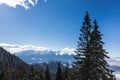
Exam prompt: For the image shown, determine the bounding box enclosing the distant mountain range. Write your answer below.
[14,49,120,79]
[14,49,120,66]
[15,50,73,74]
[0,43,75,55]
[15,50,74,65]
[0,43,120,79]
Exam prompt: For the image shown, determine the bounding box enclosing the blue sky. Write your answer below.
[0,0,120,57]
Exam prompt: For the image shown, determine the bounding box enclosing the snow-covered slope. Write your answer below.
[15,50,74,65]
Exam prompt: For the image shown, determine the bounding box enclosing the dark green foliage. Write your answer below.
[28,65,36,80]
[73,12,116,80]
[0,71,4,80]
[89,19,116,80]
[56,62,62,80]
[63,62,71,80]
[0,47,44,80]
[16,66,26,80]
[73,11,92,80]
[45,65,51,80]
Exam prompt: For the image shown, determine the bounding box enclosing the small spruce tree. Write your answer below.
[0,71,4,80]
[56,62,62,80]
[63,62,71,80]
[30,65,36,80]
[45,65,51,80]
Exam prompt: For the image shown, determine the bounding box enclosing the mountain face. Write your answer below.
[15,50,74,65]
[0,47,28,80]
[0,47,28,70]
[15,49,120,66]
[0,47,43,80]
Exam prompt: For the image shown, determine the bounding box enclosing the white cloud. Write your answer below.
[28,0,35,6]
[0,43,48,53]
[44,0,47,3]
[107,57,120,66]
[0,0,46,9]
[0,43,75,55]
[60,47,75,55]
[35,0,38,4]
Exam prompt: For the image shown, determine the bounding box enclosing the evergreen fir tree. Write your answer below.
[63,62,71,80]
[56,62,62,80]
[89,19,116,80]
[73,11,116,80]
[28,65,35,80]
[45,65,51,80]
[73,11,92,80]
[16,66,26,80]
[0,71,4,80]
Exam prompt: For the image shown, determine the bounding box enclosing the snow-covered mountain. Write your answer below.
[15,50,74,65]
[0,43,75,65]
[0,43,75,55]
[15,50,120,79]
[0,43,120,67]
[14,50,120,80]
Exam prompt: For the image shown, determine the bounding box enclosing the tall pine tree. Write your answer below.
[73,12,116,80]
[89,19,116,80]
[73,11,92,80]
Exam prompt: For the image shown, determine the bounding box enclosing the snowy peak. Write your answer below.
[0,43,49,53]
[0,43,75,55]
[15,49,74,64]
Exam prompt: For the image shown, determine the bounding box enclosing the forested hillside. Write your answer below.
[0,47,43,80]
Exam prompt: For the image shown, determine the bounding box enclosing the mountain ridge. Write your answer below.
[0,43,75,55]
